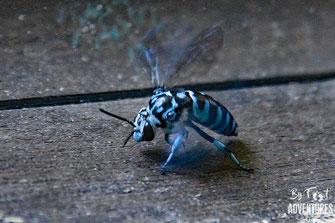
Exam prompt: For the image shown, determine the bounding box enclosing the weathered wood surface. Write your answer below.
[0,80,334,222]
[1,0,335,100]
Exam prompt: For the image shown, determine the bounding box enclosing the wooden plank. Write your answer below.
[1,0,335,100]
[0,80,334,222]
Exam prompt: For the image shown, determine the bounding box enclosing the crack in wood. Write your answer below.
[1,72,334,110]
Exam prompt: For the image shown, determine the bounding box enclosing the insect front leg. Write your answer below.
[165,133,188,152]
[164,134,174,146]
[186,121,253,173]
[161,131,187,175]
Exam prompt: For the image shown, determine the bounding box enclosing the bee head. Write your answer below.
[99,108,156,146]
[133,107,156,142]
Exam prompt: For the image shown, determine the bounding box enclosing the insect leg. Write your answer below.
[161,131,186,175]
[164,134,174,146]
[165,133,188,151]
[186,121,253,173]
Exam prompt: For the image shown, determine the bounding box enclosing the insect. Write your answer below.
[100,24,253,174]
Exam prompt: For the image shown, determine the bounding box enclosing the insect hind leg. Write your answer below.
[186,121,253,173]
[213,140,254,172]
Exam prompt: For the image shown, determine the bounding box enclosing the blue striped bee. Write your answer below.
[100,24,253,174]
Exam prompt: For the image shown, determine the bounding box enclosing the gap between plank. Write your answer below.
[0,72,334,110]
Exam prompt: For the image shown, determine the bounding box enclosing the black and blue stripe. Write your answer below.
[185,91,238,136]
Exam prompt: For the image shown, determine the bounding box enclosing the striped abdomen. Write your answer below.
[185,91,238,136]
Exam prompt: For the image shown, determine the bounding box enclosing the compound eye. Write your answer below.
[166,110,176,121]
[142,122,155,141]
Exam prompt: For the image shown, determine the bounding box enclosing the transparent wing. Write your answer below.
[137,23,223,88]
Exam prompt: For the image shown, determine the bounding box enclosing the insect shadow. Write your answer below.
[141,139,255,176]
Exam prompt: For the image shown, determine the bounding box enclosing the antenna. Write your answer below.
[123,130,134,147]
[99,109,135,127]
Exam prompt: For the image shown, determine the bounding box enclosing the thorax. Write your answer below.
[148,89,190,133]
